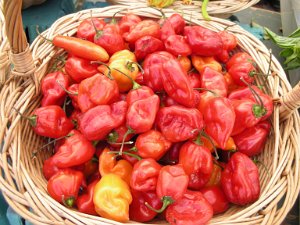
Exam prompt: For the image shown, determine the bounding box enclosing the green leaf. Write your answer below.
[285,58,300,70]
[264,27,300,49]
[288,27,300,38]
[280,48,293,58]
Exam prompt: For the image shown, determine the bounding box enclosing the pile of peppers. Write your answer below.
[30,12,274,225]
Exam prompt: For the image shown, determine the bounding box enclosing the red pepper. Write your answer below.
[130,158,162,192]
[65,55,98,83]
[130,190,162,222]
[228,61,256,86]
[41,71,69,107]
[143,51,175,91]
[30,105,74,139]
[47,169,84,207]
[107,125,135,147]
[135,130,172,160]
[77,180,98,215]
[226,52,255,71]
[94,24,126,55]
[126,95,160,134]
[160,142,183,165]
[165,35,191,57]
[233,121,271,156]
[161,94,180,107]
[50,130,95,168]
[82,156,99,179]
[67,84,79,109]
[160,19,176,42]
[43,157,63,180]
[188,72,201,89]
[125,20,161,44]
[184,26,223,56]
[200,186,229,215]
[156,106,204,142]
[166,190,213,225]
[76,18,106,42]
[161,59,195,108]
[79,101,127,141]
[118,13,142,35]
[135,36,165,61]
[126,85,154,105]
[78,74,119,112]
[167,14,185,34]
[179,140,213,189]
[216,31,238,63]
[221,152,260,205]
[200,67,228,97]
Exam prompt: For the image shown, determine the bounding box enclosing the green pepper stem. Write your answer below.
[36,25,53,43]
[108,141,134,145]
[62,196,75,208]
[201,0,211,21]
[129,146,138,152]
[108,150,142,160]
[111,8,129,24]
[145,196,174,213]
[193,133,203,146]
[252,159,271,178]
[56,80,78,95]
[113,68,141,90]
[12,106,37,127]
[119,127,135,156]
[91,61,114,80]
[89,14,103,40]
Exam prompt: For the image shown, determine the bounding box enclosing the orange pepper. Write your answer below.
[201,136,237,152]
[204,163,222,187]
[178,56,192,72]
[99,148,133,185]
[109,49,137,63]
[224,72,239,93]
[191,55,222,73]
[93,174,132,222]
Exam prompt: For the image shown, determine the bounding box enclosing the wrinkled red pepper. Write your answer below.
[216,30,238,63]
[167,13,185,34]
[77,180,98,215]
[160,19,176,42]
[188,72,201,89]
[43,157,63,180]
[164,35,191,57]
[134,36,165,61]
[226,52,255,71]
[118,13,142,35]
[228,62,256,86]
[76,18,106,42]
[67,84,79,109]
[126,85,154,105]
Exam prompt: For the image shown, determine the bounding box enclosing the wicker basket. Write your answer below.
[1,0,300,224]
[107,0,260,18]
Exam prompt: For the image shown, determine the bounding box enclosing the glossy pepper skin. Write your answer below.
[166,190,213,225]
[216,30,238,63]
[31,105,74,139]
[134,36,165,61]
[167,13,185,34]
[76,18,106,42]
[226,52,255,71]
[184,26,223,56]
[78,74,119,112]
[65,55,98,83]
[118,13,142,35]
[130,190,162,222]
[93,174,132,222]
[77,180,98,215]
[156,106,204,142]
[79,101,127,141]
[126,95,160,134]
[160,19,176,42]
[233,121,271,156]
[228,61,256,86]
[130,158,162,192]
[109,49,137,63]
[162,59,195,108]
[203,97,235,149]
[204,163,223,187]
[43,157,63,180]
[135,130,172,160]
[50,130,95,168]
[179,141,213,189]
[192,55,222,73]
[126,85,154,105]
[165,35,192,57]
[99,148,133,185]
[221,152,260,205]
[41,71,69,107]
[47,169,84,207]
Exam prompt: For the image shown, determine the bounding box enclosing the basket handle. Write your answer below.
[3,0,35,77]
[279,81,300,121]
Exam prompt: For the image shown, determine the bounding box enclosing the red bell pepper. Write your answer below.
[156,106,204,142]
[130,158,162,192]
[233,121,271,156]
[221,152,260,205]
[78,74,119,112]
[166,190,213,225]
[30,105,74,139]
[41,71,69,107]
[76,18,106,42]
[202,97,235,149]
[65,55,98,83]
[118,13,142,35]
[200,186,229,215]
[47,169,84,207]
[77,180,98,215]
[79,101,127,141]
[165,35,192,57]
[135,130,172,160]
[184,25,223,56]
[161,59,195,108]
[134,36,165,61]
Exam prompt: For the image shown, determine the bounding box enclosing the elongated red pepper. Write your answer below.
[78,74,119,112]
[79,101,127,141]
[221,152,260,205]
[135,36,165,61]
[50,130,95,168]
[77,180,98,215]
[165,35,191,57]
[47,169,84,207]
[76,18,106,42]
[30,105,74,138]
[53,35,109,62]
[162,59,195,108]
[166,190,213,225]
[156,106,204,142]
[135,130,172,160]
[183,26,223,56]
[65,55,98,83]
[118,13,142,35]
[130,158,162,192]
[41,71,69,107]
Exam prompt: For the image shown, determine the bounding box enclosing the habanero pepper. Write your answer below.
[109,49,137,63]
[191,55,222,73]
[126,85,154,105]
[179,56,192,72]
[228,61,256,86]
[164,35,192,57]
[79,100,127,141]
[41,71,69,107]
[226,52,256,71]
[118,13,142,35]
[204,163,223,187]
[160,19,176,42]
[188,72,201,88]
[167,13,185,34]
[216,30,238,63]
[77,180,98,215]
[76,18,106,42]
[43,157,63,180]
[134,36,165,61]
[221,152,260,205]
[93,174,132,222]
[106,125,135,148]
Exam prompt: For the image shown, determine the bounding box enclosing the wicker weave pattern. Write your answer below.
[0,3,299,225]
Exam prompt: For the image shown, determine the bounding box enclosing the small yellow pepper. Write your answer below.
[93,174,132,222]
[109,49,137,63]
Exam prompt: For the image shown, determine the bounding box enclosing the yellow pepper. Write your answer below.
[191,55,222,73]
[93,174,132,222]
[99,148,133,185]
[109,49,137,63]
